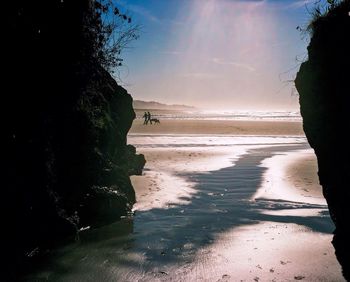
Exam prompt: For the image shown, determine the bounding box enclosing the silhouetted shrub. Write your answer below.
[83,0,140,73]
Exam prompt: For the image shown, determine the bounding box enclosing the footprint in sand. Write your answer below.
[216,274,230,282]
[157,271,168,275]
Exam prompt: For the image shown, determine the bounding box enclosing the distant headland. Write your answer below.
[133,100,196,111]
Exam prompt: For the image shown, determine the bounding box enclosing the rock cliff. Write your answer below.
[3,0,145,278]
[295,1,350,280]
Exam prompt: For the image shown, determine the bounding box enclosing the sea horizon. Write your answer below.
[134,109,302,122]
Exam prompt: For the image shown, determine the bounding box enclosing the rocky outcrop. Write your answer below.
[3,0,145,279]
[295,1,350,280]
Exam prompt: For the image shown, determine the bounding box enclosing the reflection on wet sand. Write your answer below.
[26,137,344,281]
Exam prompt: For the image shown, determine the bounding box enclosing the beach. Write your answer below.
[129,119,304,135]
[26,117,344,281]
[128,119,342,281]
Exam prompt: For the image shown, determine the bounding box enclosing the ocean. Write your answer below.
[135,109,302,122]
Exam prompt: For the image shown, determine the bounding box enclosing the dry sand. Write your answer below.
[253,149,326,207]
[130,119,304,135]
[287,154,322,199]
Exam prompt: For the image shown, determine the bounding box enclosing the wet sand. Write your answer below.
[129,143,343,281]
[25,122,344,281]
[130,119,304,135]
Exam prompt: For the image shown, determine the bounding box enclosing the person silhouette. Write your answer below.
[147,111,152,125]
[143,112,148,125]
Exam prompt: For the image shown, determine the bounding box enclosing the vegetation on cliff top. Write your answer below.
[83,0,140,73]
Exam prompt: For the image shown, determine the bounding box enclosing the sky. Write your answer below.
[117,0,322,111]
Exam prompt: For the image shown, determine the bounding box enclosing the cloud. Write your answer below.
[118,1,160,23]
[168,19,185,26]
[226,0,265,1]
[180,72,217,79]
[160,51,182,56]
[211,58,256,72]
[286,0,316,9]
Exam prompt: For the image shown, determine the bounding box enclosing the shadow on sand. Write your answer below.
[26,144,334,281]
[129,145,332,265]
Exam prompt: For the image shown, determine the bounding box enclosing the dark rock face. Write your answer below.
[295,1,350,280]
[3,0,145,278]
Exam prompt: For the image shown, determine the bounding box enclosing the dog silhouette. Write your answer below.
[150,118,160,124]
